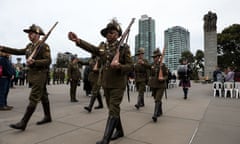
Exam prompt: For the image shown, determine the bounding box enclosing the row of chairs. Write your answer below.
[128,79,178,93]
[128,79,150,92]
[213,81,240,98]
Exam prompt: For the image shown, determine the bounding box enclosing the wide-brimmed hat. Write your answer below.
[135,48,145,56]
[23,24,45,35]
[151,48,162,57]
[100,19,122,38]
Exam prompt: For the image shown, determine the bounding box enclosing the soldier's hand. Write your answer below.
[111,62,121,69]
[27,58,35,65]
[0,45,3,50]
[68,32,80,43]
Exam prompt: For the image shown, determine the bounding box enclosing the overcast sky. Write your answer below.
[0,0,239,63]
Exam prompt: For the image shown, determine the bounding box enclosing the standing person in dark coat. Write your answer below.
[0,51,15,110]
[68,18,133,144]
[177,59,192,99]
[134,48,149,109]
[83,65,92,96]
[0,24,52,130]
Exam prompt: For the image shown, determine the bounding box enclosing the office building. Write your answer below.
[164,26,190,72]
[135,15,156,62]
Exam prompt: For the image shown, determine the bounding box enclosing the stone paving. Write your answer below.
[0,82,240,144]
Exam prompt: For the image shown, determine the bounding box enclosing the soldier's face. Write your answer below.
[106,30,119,43]
[154,56,160,63]
[28,32,40,43]
[138,53,144,59]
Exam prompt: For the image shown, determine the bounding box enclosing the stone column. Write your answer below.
[203,11,217,80]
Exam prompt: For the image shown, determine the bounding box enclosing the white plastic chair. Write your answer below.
[233,82,240,99]
[168,79,177,88]
[212,82,223,97]
[128,79,136,92]
[224,82,234,98]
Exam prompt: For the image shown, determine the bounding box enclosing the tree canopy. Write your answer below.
[217,24,240,69]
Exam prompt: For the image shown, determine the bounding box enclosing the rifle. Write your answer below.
[158,47,165,80]
[127,80,130,102]
[110,18,135,67]
[28,22,58,61]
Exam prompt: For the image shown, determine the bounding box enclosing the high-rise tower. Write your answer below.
[164,26,190,72]
[135,15,156,62]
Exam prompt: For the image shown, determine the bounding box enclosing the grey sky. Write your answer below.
[0,0,239,63]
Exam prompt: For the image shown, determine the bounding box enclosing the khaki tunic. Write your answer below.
[134,59,149,94]
[147,62,168,102]
[2,42,51,105]
[76,39,133,117]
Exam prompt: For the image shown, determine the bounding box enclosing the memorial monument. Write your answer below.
[203,11,217,80]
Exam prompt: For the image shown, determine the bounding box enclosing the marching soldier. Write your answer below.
[0,24,52,130]
[84,54,103,112]
[147,49,168,122]
[134,48,149,109]
[68,19,133,144]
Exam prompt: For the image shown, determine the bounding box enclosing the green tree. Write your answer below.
[217,24,240,69]
[179,51,194,64]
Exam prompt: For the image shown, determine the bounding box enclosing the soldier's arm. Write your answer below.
[0,46,26,55]
[78,59,89,66]
[162,64,168,81]
[75,39,100,56]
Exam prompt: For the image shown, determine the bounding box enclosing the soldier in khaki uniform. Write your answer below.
[0,24,52,130]
[147,49,168,122]
[84,55,103,112]
[67,56,81,102]
[134,48,149,109]
[68,19,133,144]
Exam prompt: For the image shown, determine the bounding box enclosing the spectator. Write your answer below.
[0,51,15,110]
[213,66,224,82]
[225,67,234,82]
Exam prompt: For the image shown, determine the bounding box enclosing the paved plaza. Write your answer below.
[1,82,240,144]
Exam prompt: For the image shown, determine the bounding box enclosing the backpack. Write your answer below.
[177,65,187,80]
[0,65,3,78]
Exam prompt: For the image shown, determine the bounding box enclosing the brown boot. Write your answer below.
[9,104,36,131]
[36,102,52,125]
[96,116,118,144]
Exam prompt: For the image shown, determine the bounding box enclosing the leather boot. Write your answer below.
[139,94,145,107]
[134,95,141,109]
[36,102,52,125]
[94,93,103,109]
[157,102,162,117]
[111,117,124,140]
[152,102,160,122]
[9,104,36,131]
[96,116,118,144]
[84,96,96,112]
[183,88,188,99]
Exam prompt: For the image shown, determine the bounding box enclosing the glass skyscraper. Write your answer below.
[135,15,156,62]
[164,26,190,72]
